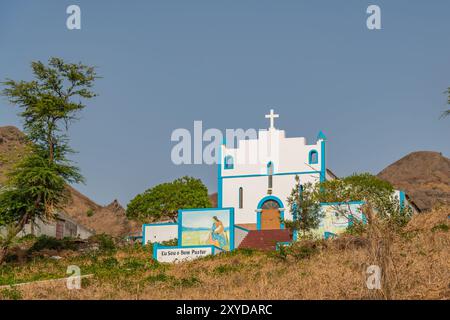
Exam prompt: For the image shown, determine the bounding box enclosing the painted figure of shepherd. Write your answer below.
[209,216,228,249]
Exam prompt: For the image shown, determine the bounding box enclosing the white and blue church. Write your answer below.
[145,110,419,261]
[218,109,331,232]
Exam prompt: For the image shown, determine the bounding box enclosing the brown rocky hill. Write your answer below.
[209,193,218,208]
[0,126,28,184]
[0,126,140,237]
[377,151,450,211]
[63,186,141,237]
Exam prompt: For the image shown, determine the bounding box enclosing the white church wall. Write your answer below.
[221,130,324,178]
[222,175,267,225]
[142,223,178,245]
[277,137,322,174]
[222,172,321,225]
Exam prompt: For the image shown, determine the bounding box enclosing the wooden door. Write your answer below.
[261,208,280,230]
[56,220,64,239]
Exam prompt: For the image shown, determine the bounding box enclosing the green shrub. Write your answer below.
[274,244,289,261]
[101,257,119,268]
[81,277,92,288]
[123,258,146,271]
[0,287,23,300]
[90,234,116,252]
[145,273,172,284]
[223,248,255,257]
[345,221,366,236]
[160,238,178,246]
[86,209,95,217]
[276,241,320,261]
[17,234,37,243]
[431,223,449,233]
[29,235,77,252]
[290,244,318,260]
[213,264,241,275]
[173,276,201,288]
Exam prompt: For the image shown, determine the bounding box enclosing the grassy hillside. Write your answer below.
[1,206,448,300]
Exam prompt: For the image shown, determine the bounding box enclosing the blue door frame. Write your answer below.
[256,195,285,230]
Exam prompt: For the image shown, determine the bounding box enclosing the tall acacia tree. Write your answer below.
[443,87,450,118]
[0,57,98,263]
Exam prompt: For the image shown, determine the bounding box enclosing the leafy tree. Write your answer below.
[126,176,212,223]
[318,173,411,228]
[0,57,98,263]
[442,87,450,118]
[285,176,324,237]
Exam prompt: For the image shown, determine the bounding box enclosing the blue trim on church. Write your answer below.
[309,150,318,164]
[224,155,234,170]
[217,140,224,208]
[399,190,405,210]
[256,195,284,231]
[320,139,326,182]
[221,170,321,179]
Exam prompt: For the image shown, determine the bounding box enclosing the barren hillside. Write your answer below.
[0,126,28,185]
[377,151,450,211]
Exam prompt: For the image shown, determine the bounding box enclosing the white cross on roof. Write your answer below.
[265,109,279,129]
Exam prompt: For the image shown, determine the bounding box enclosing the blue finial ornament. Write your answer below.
[317,131,327,141]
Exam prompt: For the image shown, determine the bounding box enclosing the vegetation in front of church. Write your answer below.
[285,173,412,236]
[285,177,324,237]
[0,206,448,300]
[285,173,414,299]
[126,176,212,223]
[0,57,99,264]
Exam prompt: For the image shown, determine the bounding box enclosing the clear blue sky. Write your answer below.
[1,0,449,206]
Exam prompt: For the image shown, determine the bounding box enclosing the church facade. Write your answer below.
[218,109,329,230]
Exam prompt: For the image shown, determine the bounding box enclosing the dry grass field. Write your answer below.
[0,207,449,300]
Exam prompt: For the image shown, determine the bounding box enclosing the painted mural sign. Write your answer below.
[312,202,366,238]
[178,208,235,251]
[153,244,223,263]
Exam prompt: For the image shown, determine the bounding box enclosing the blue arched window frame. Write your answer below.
[224,155,234,170]
[309,150,319,164]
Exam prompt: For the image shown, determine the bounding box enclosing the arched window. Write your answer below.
[309,150,318,164]
[238,187,243,209]
[267,162,274,190]
[224,155,234,169]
